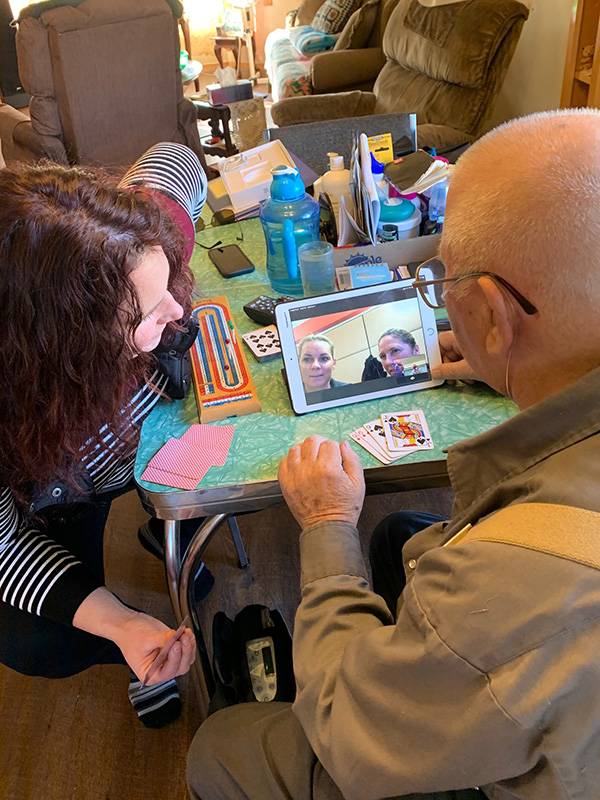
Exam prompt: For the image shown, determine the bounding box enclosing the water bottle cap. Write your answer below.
[269,165,305,202]
[380,198,416,222]
[370,152,384,175]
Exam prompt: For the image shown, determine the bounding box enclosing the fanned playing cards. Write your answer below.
[141,423,235,489]
[350,409,433,464]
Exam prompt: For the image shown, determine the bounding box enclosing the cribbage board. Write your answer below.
[191,296,261,422]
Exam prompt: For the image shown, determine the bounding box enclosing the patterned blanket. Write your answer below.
[289,25,339,55]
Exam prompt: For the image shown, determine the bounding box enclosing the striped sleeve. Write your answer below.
[118,142,207,226]
[0,486,101,624]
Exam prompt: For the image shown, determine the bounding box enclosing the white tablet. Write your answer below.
[275,280,443,414]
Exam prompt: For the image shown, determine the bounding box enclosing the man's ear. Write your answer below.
[477,276,515,357]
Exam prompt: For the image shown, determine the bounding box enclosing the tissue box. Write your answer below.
[206,80,253,105]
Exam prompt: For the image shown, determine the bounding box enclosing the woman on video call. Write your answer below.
[372,328,420,379]
[298,335,348,393]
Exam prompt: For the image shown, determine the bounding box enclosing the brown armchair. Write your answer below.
[272,0,529,151]
[308,0,399,95]
[0,0,208,171]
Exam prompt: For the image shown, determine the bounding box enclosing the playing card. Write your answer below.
[179,423,235,466]
[242,325,281,362]
[149,437,213,479]
[381,410,433,453]
[350,428,394,464]
[363,420,390,453]
[141,464,201,490]
[142,615,191,687]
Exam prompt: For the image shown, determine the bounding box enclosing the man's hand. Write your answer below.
[278,436,365,531]
[431,331,479,385]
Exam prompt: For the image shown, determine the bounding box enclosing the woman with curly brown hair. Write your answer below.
[0,142,207,728]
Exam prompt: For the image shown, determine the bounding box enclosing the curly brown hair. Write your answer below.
[0,162,194,501]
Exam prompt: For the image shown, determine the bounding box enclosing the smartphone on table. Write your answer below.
[208,244,255,278]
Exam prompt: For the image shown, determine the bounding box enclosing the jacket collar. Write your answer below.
[447,365,600,514]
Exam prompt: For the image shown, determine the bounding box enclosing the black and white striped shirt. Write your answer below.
[0,142,206,624]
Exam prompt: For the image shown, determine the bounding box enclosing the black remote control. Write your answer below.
[243,295,295,326]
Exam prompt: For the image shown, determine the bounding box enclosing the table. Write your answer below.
[212,33,256,79]
[193,99,239,158]
[135,216,518,702]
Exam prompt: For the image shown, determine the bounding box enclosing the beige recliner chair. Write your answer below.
[272,0,529,151]
[0,0,208,171]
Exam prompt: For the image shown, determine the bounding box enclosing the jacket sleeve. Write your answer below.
[292,521,533,799]
[0,486,101,625]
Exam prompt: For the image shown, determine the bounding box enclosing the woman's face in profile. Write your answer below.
[299,341,335,392]
[131,247,184,353]
[378,335,418,377]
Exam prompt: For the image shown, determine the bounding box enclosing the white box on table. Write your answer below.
[333,234,441,272]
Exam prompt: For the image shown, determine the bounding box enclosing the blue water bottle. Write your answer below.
[259,166,321,295]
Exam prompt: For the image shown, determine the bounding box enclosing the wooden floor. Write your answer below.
[0,486,454,800]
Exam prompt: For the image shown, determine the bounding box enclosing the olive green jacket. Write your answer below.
[293,366,600,800]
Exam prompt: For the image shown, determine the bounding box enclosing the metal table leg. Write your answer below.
[228,515,249,568]
[164,519,181,621]
[163,513,250,710]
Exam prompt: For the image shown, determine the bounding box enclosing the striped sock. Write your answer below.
[127,671,181,729]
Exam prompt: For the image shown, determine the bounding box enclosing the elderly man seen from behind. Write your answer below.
[187,109,600,800]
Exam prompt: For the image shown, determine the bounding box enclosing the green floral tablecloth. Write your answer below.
[135,216,518,496]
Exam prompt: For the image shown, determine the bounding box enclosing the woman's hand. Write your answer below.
[431,331,480,385]
[73,587,195,684]
[278,436,365,531]
[111,612,195,685]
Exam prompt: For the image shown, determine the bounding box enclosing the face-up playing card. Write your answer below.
[349,411,433,464]
[350,427,395,464]
[242,325,281,362]
[363,420,390,453]
[381,410,433,453]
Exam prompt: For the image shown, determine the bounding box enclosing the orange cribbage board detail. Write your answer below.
[190,296,261,422]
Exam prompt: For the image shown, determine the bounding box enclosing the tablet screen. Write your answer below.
[276,280,442,414]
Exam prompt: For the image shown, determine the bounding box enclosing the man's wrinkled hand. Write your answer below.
[431,330,479,385]
[278,436,365,531]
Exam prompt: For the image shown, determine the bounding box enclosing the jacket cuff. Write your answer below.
[299,521,369,588]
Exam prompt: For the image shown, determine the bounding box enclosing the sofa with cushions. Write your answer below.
[265,0,398,102]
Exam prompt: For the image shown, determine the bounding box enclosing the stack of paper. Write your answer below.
[337,132,381,247]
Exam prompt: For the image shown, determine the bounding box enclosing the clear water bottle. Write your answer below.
[259,166,321,295]
[428,180,449,234]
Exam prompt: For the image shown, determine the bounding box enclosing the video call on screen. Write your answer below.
[291,286,432,406]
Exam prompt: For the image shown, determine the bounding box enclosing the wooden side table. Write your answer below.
[193,99,239,158]
[211,33,256,79]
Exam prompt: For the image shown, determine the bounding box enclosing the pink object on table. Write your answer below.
[141,424,235,489]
